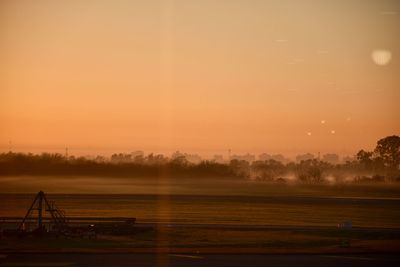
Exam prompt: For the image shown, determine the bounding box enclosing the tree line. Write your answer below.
[0,136,399,183]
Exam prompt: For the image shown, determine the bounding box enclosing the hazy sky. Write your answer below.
[1,0,399,157]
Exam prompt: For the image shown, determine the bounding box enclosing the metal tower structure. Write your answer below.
[18,191,68,233]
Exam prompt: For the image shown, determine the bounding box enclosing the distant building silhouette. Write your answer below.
[270,154,289,164]
[322,153,340,164]
[184,153,202,164]
[230,153,256,163]
[296,153,315,162]
[131,150,144,158]
[258,153,272,161]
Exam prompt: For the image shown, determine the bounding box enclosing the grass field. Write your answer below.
[2,225,400,254]
[1,176,400,253]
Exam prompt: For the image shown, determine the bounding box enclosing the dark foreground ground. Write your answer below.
[1,253,400,267]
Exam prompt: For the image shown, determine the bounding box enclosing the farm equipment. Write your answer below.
[18,191,68,235]
[3,191,137,238]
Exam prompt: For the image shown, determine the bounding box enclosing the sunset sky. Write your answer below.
[0,0,399,158]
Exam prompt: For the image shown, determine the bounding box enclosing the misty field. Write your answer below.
[1,176,400,253]
[1,176,400,228]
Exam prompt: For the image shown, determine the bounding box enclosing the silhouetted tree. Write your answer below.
[356,149,373,169]
[229,159,250,177]
[374,135,400,169]
[251,160,285,181]
[296,159,327,183]
[1,135,399,182]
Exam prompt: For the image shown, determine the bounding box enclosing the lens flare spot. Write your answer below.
[372,49,392,66]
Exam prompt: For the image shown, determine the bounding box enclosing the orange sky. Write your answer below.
[0,0,399,158]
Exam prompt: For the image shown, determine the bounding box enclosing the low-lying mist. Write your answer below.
[0,135,399,195]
